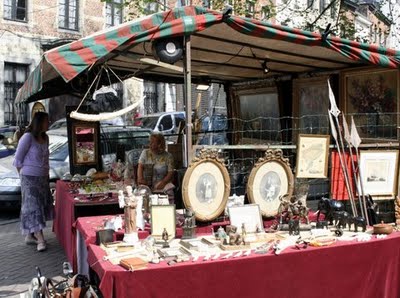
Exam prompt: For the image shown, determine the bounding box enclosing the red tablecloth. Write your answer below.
[53,181,121,267]
[87,232,400,298]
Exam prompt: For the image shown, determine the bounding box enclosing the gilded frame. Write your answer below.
[358,150,399,196]
[247,149,294,217]
[295,134,330,178]
[340,67,399,141]
[182,149,230,222]
[292,76,330,141]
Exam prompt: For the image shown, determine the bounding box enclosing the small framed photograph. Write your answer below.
[247,149,294,217]
[228,204,263,233]
[295,134,330,178]
[182,149,230,222]
[358,150,399,196]
[151,205,176,239]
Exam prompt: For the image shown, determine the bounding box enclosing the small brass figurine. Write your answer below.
[182,208,196,239]
[162,228,169,248]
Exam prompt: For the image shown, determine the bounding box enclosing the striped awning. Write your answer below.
[16,5,400,104]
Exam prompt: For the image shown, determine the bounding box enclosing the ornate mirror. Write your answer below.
[247,149,294,217]
[182,149,230,222]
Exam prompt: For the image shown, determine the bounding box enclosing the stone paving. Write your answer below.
[0,219,67,298]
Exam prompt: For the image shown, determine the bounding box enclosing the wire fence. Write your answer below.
[193,112,399,212]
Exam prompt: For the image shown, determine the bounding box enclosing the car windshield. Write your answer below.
[139,116,159,129]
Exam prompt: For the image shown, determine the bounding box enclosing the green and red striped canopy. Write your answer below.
[16,5,400,104]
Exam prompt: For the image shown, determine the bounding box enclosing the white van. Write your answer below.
[137,111,186,135]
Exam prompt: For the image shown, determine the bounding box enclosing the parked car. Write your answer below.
[0,126,19,158]
[137,111,186,136]
[0,126,151,207]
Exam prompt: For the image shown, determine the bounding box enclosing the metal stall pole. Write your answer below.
[184,35,193,166]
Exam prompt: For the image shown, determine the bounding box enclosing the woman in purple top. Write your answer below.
[13,111,53,252]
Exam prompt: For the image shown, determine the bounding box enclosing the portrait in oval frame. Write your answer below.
[182,149,230,222]
[247,149,294,217]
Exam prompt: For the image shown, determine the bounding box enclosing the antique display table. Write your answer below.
[85,232,400,298]
[54,180,121,267]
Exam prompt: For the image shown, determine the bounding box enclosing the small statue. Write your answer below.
[241,223,247,237]
[183,209,196,228]
[118,190,125,208]
[136,193,144,230]
[216,226,227,242]
[227,225,243,246]
[162,228,169,248]
[124,186,137,234]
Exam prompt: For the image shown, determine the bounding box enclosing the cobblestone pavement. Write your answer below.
[0,219,67,297]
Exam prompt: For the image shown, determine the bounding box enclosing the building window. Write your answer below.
[202,0,211,8]
[4,63,29,125]
[144,2,159,15]
[3,0,27,22]
[106,0,123,28]
[59,0,79,31]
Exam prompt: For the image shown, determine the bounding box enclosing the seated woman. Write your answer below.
[137,133,175,203]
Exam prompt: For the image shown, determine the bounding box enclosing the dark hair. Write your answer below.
[25,111,49,140]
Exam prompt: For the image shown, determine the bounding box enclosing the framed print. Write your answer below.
[358,150,399,196]
[295,134,330,178]
[292,76,330,141]
[182,149,230,222]
[71,122,99,165]
[151,205,176,239]
[247,149,294,217]
[341,67,399,140]
[228,204,263,233]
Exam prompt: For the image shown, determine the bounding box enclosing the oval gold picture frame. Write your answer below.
[182,149,230,222]
[247,149,294,217]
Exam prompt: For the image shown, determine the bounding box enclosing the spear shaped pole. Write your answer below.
[342,114,365,219]
[328,80,358,216]
[350,116,370,225]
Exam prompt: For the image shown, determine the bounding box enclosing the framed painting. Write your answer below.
[340,67,399,141]
[151,204,176,239]
[247,149,294,217]
[228,204,263,233]
[182,149,230,222]
[230,84,281,145]
[292,76,330,141]
[358,150,399,196]
[295,134,330,178]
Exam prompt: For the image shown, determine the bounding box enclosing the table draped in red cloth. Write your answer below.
[87,233,400,298]
[53,181,121,269]
[330,150,358,200]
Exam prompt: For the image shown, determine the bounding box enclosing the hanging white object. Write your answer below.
[70,97,144,122]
